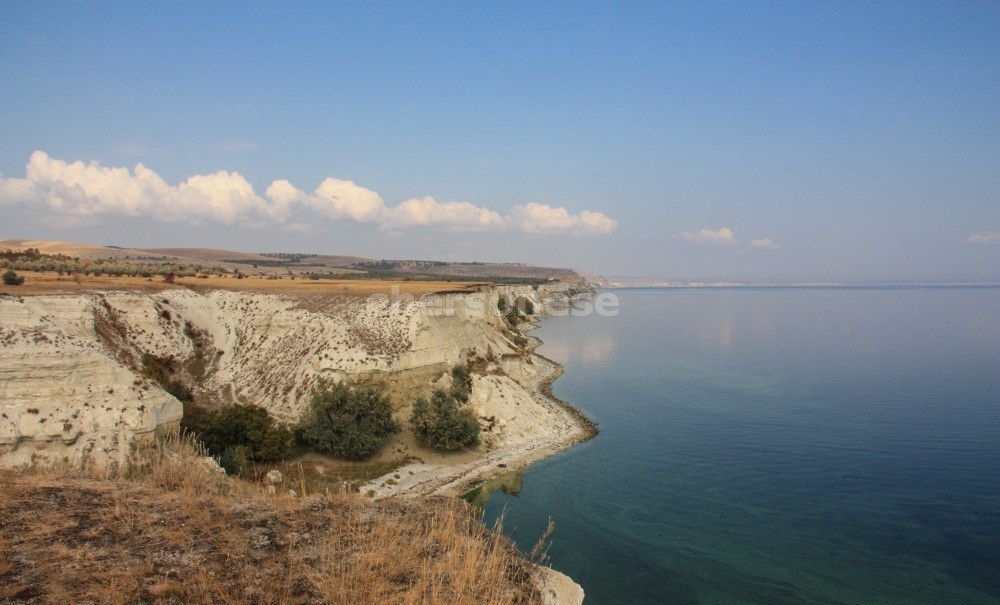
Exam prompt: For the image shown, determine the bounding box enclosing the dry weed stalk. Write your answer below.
[0,434,542,604]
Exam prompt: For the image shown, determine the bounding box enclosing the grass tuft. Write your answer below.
[0,434,541,604]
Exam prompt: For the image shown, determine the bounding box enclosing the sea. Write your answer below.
[482,287,1000,605]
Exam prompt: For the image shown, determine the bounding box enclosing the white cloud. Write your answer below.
[968,230,1000,244]
[681,227,738,246]
[264,179,306,221]
[750,237,779,249]
[507,203,618,235]
[0,151,617,236]
[387,196,506,231]
[307,178,388,223]
[2,150,282,225]
[176,170,274,224]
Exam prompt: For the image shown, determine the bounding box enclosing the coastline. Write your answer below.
[364,309,594,604]
[363,313,598,499]
[2,280,595,604]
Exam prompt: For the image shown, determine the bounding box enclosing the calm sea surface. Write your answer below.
[483,287,1000,605]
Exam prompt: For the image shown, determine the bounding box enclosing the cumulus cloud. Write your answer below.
[968,230,1000,244]
[681,227,738,246]
[507,203,618,235]
[749,237,779,249]
[387,196,506,231]
[2,151,281,225]
[308,178,388,223]
[0,151,617,236]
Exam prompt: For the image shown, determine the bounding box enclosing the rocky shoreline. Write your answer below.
[0,280,594,603]
[364,318,597,499]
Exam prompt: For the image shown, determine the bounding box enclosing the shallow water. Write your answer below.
[483,287,1000,605]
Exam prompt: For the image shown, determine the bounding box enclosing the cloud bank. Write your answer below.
[0,151,616,236]
[680,227,779,249]
[749,237,779,249]
[968,230,1000,244]
[681,227,738,246]
[507,202,617,235]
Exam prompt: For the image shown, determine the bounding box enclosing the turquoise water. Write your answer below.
[483,288,1000,605]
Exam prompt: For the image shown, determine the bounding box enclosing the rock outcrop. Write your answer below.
[0,283,565,470]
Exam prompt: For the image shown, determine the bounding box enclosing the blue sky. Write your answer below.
[2,1,998,282]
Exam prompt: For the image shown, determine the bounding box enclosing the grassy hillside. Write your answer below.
[0,436,541,605]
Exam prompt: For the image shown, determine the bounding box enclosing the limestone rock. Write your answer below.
[1,283,564,471]
[535,566,585,605]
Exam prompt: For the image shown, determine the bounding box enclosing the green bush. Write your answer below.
[296,380,400,460]
[451,363,472,403]
[411,390,480,451]
[3,270,24,286]
[182,403,293,475]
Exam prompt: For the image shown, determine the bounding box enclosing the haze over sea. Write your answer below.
[485,287,1000,605]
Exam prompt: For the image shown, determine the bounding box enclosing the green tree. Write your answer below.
[450,363,472,403]
[3,270,24,286]
[411,390,480,451]
[182,403,293,475]
[296,380,400,460]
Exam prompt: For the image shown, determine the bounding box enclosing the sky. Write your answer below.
[1,1,999,283]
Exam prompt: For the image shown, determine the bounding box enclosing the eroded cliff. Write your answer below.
[0,283,576,471]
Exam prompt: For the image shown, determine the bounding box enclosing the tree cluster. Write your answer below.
[296,380,400,460]
[0,248,228,278]
[181,402,294,475]
[410,365,480,451]
[180,380,402,476]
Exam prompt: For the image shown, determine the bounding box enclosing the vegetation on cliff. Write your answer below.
[410,365,481,451]
[295,380,401,460]
[181,403,294,475]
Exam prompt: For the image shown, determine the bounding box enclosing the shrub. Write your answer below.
[451,363,472,403]
[141,353,193,402]
[411,390,480,451]
[296,380,400,460]
[3,270,24,286]
[182,402,293,475]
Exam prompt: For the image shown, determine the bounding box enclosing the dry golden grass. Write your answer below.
[0,435,540,605]
[1,271,481,297]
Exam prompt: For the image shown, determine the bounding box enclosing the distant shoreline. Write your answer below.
[603,282,1000,290]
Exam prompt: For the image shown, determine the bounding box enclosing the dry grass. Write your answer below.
[0,435,540,605]
[0,271,482,297]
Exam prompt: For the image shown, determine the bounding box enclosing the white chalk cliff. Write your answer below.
[0,284,563,470]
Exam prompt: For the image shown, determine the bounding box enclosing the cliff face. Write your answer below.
[0,284,555,470]
[0,295,182,470]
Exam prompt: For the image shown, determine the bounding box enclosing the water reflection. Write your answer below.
[539,323,618,365]
[700,316,734,354]
[463,469,525,508]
